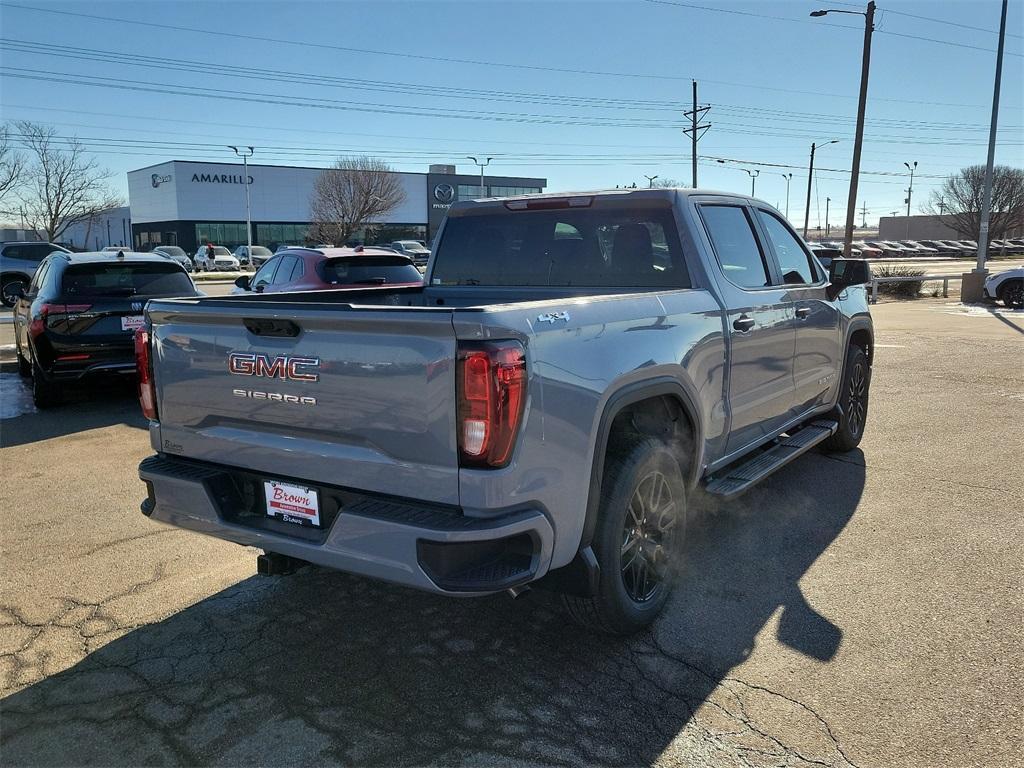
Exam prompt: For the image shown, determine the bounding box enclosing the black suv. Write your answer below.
[0,241,71,307]
[12,251,199,407]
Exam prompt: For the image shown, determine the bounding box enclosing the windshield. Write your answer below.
[251,246,272,256]
[212,247,232,256]
[432,207,689,288]
[62,263,194,297]
[158,246,186,257]
[320,256,423,286]
[398,241,428,251]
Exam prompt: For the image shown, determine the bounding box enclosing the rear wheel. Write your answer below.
[823,345,870,452]
[30,351,61,408]
[563,438,687,635]
[998,279,1023,309]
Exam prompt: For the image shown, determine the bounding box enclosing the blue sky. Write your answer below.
[1,0,1021,231]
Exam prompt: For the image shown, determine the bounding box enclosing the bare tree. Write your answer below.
[652,178,685,189]
[925,164,1024,240]
[308,156,406,245]
[0,123,25,212]
[12,121,122,242]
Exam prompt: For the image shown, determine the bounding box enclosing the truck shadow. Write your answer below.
[1,453,865,766]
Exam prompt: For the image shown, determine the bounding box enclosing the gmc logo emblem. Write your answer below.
[228,352,320,382]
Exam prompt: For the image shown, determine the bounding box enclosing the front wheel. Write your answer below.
[823,345,870,452]
[998,279,1023,309]
[563,438,687,635]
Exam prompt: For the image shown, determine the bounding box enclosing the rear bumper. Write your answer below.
[138,455,554,595]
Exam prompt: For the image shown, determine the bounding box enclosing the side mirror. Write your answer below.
[827,258,871,300]
[234,275,251,291]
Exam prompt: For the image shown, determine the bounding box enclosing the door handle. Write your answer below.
[795,307,811,319]
[733,314,756,332]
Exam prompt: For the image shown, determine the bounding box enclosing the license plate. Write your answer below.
[121,315,145,331]
[264,480,321,527]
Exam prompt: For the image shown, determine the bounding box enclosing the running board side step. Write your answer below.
[703,419,838,499]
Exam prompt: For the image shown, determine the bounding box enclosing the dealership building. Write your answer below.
[127,161,546,253]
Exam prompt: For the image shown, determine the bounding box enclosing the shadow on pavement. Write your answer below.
[1,453,865,766]
[0,364,146,448]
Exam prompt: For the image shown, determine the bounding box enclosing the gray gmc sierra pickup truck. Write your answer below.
[136,188,873,634]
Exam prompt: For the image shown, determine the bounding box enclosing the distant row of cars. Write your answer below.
[809,238,1024,258]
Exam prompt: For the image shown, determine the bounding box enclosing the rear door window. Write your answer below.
[432,207,689,288]
[321,256,423,285]
[756,210,819,285]
[271,256,298,284]
[61,263,195,297]
[698,205,771,289]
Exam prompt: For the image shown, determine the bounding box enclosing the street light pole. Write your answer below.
[781,173,792,219]
[228,145,254,260]
[812,2,875,258]
[467,156,493,197]
[803,139,838,238]
[744,168,760,196]
[644,174,659,188]
[904,160,917,237]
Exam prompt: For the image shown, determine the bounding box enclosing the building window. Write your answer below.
[255,223,309,250]
[458,185,484,198]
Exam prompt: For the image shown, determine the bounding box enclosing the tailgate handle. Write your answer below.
[243,318,301,337]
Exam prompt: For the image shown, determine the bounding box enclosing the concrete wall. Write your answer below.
[58,206,132,249]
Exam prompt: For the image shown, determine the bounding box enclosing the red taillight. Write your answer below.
[30,303,92,336]
[457,340,526,468]
[134,327,157,420]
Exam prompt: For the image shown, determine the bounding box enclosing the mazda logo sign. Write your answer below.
[433,183,455,204]
[151,173,172,188]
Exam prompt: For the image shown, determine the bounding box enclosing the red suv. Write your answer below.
[234,247,423,294]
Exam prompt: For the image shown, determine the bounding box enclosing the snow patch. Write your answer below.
[1,373,36,419]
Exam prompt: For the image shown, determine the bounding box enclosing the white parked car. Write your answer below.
[233,245,274,268]
[984,267,1024,308]
[193,244,239,272]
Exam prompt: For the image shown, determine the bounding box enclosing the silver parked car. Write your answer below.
[152,245,193,271]
[0,241,72,307]
[390,240,431,265]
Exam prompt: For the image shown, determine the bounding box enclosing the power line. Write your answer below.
[2,3,1020,104]
[641,0,1023,57]
[5,38,1017,132]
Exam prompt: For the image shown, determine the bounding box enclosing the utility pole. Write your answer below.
[781,173,793,219]
[803,140,838,238]
[937,198,947,216]
[968,0,1008,297]
[644,174,659,188]
[825,197,831,237]
[228,146,254,260]
[682,80,711,188]
[904,160,917,237]
[860,201,868,229]
[812,1,875,258]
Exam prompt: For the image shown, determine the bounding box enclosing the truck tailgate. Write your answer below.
[148,302,459,505]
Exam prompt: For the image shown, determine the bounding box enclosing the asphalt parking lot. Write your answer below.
[1,297,1021,768]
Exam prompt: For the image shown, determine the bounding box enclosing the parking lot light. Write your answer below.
[228,146,255,263]
[467,156,493,198]
[803,139,839,238]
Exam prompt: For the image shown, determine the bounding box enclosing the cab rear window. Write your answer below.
[319,257,422,286]
[431,207,689,288]
[62,263,195,297]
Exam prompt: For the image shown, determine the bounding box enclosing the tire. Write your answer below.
[15,336,31,378]
[1,276,27,308]
[563,438,687,635]
[823,345,870,452]
[30,351,61,408]
[998,279,1023,309]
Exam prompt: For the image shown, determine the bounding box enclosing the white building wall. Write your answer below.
[128,161,427,225]
[58,206,132,249]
